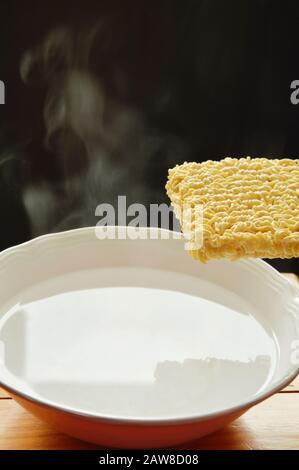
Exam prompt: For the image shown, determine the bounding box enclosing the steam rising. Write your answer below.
[20,27,178,235]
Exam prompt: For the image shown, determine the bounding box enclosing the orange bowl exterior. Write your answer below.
[11,392,247,449]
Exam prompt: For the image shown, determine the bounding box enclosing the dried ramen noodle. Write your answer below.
[166,157,299,262]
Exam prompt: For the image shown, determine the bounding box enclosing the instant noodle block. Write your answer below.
[166,157,299,262]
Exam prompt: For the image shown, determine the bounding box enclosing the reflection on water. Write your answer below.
[0,309,27,378]
[29,356,271,418]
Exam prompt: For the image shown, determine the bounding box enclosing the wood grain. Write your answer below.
[0,394,299,450]
[282,376,299,392]
[0,400,98,450]
[0,388,10,399]
[179,394,299,450]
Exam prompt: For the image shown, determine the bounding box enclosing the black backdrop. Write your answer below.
[0,0,298,273]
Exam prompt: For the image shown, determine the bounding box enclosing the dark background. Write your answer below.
[0,0,298,273]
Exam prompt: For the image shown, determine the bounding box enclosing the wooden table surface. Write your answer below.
[1,274,299,450]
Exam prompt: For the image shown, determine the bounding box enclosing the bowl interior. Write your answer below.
[0,228,298,421]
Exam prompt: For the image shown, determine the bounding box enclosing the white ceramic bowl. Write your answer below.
[0,227,298,448]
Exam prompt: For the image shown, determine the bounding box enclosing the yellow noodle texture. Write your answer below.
[166,157,299,262]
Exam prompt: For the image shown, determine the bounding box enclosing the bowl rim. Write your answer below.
[0,226,299,426]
